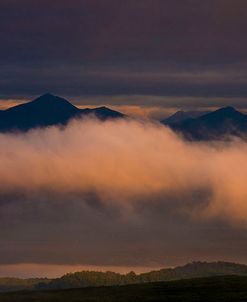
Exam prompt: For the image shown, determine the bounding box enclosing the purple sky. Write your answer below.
[1,1,247,110]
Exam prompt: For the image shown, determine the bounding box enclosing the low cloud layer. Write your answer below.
[0,118,247,221]
[1,118,247,275]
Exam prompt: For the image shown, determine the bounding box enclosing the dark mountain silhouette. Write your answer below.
[81,106,125,120]
[1,261,247,292]
[163,106,247,140]
[162,110,209,125]
[0,93,125,132]
[1,95,246,140]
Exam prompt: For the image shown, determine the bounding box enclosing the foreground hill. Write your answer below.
[162,106,247,140]
[2,261,247,293]
[0,93,125,132]
[1,276,247,302]
[37,261,247,290]
[0,278,50,293]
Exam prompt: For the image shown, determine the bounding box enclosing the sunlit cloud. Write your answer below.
[0,118,247,222]
[2,118,247,273]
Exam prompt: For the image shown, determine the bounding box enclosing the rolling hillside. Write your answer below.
[1,275,247,302]
[2,261,247,293]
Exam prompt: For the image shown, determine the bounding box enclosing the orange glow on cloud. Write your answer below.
[0,118,247,224]
[0,100,27,110]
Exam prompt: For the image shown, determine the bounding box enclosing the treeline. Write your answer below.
[36,261,247,290]
[2,261,247,292]
[36,271,138,290]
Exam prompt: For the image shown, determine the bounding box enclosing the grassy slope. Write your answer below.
[2,261,247,292]
[1,275,247,302]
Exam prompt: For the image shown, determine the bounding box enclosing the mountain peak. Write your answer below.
[168,106,247,140]
[28,94,80,114]
[39,93,55,98]
[216,106,237,113]
[0,94,125,132]
[162,110,209,125]
[33,93,72,105]
[200,106,242,120]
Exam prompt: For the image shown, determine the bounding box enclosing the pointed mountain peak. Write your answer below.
[40,92,54,98]
[201,106,242,120]
[0,94,125,132]
[216,106,238,113]
[29,93,79,111]
[33,93,69,104]
[196,106,245,125]
[5,93,79,118]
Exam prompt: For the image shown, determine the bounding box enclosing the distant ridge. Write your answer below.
[162,110,209,125]
[162,106,247,140]
[0,94,125,132]
[1,95,247,140]
[1,261,247,292]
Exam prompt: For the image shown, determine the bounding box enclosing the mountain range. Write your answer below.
[162,106,247,140]
[1,261,247,292]
[162,110,209,125]
[1,94,247,140]
[0,93,124,132]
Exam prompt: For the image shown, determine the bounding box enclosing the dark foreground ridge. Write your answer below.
[2,261,247,293]
[0,93,125,132]
[1,275,247,302]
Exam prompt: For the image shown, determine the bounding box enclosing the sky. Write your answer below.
[1,1,247,117]
[2,1,247,278]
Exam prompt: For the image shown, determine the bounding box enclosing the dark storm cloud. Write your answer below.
[1,0,247,102]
